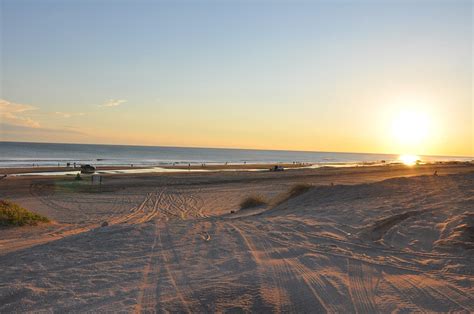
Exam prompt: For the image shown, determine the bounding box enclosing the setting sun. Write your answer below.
[391,110,430,146]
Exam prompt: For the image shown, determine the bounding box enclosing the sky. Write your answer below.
[0,0,472,157]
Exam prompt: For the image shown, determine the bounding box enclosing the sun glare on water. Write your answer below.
[399,154,420,166]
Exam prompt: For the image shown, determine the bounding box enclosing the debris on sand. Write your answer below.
[200,232,211,241]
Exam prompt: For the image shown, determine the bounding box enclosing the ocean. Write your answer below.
[0,141,471,168]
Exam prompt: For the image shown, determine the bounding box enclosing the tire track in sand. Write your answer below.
[135,221,161,313]
[135,192,193,313]
[227,221,328,313]
[347,259,379,313]
[226,222,281,311]
[383,272,474,312]
[243,221,348,313]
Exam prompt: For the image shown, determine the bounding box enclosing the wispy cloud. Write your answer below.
[100,99,127,107]
[0,122,85,135]
[0,99,40,128]
[54,111,86,118]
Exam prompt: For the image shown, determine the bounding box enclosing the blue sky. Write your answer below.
[1,0,472,156]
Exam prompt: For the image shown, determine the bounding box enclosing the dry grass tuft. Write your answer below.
[0,200,49,226]
[275,183,313,206]
[240,195,268,210]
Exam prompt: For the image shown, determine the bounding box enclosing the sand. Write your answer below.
[0,163,473,312]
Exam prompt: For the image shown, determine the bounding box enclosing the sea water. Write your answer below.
[0,141,471,168]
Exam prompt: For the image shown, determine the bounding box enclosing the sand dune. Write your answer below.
[0,165,473,312]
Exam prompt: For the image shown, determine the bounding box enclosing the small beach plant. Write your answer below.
[274,183,313,206]
[240,195,267,209]
[0,200,49,226]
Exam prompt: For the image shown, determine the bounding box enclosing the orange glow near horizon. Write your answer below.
[399,154,420,166]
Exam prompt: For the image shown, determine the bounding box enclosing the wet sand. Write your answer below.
[0,165,147,175]
[0,163,473,312]
[0,162,315,176]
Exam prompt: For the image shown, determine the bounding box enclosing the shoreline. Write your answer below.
[1,160,473,177]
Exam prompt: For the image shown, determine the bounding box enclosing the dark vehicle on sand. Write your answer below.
[270,165,284,172]
[80,164,96,174]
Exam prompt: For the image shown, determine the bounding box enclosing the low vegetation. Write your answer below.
[275,183,313,206]
[0,200,49,226]
[239,184,313,211]
[240,195,268,209]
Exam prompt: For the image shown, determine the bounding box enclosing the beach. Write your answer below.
[0,163,473,312]
[2,0,472,311]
